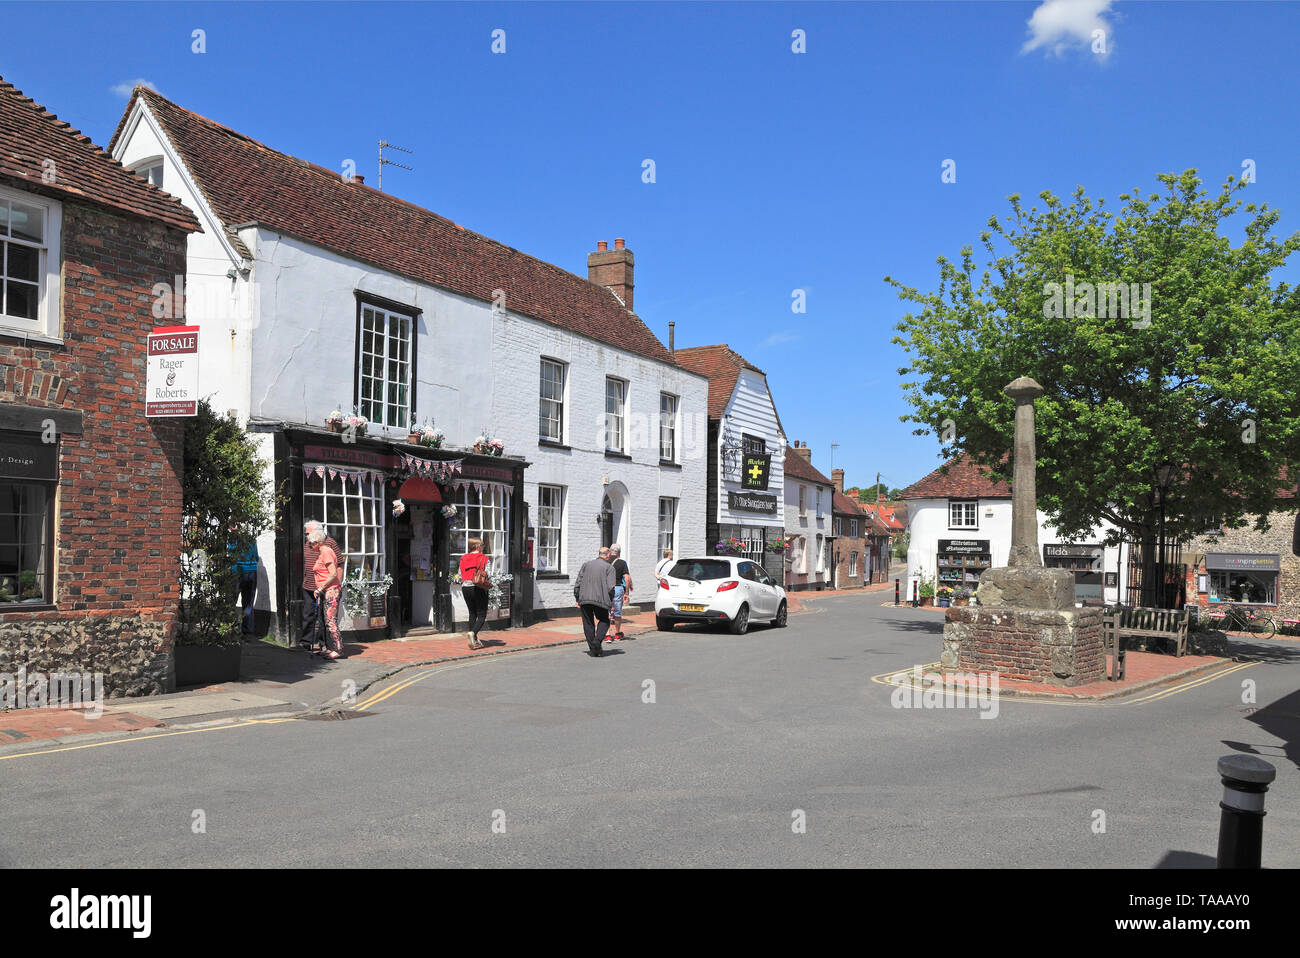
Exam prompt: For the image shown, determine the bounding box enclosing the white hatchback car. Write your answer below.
[655,556,788,634]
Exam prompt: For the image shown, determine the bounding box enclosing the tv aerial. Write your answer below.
[377,140,413,191]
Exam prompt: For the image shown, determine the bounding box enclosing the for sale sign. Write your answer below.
[146,325,199,417]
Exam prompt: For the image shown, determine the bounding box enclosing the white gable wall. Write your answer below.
[718,367,785,526]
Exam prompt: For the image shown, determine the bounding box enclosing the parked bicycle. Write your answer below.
[1208,603,1277,639]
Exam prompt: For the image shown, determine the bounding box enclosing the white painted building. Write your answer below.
[781,441,832,590]
[674,346,787,580]
[109,87,706,636]
[901,456,1127,606]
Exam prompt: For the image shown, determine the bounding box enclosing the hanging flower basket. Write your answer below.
[391,498,406,518]
[715,537,746,556]
[767,538,792,555]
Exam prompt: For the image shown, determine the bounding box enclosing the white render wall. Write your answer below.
[783,475,831,577]
[245,228,707,613]
[905,497,1126,604]
[492,311,708,610]
[717,368,786,527]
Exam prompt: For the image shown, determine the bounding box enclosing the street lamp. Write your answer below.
[1155,462,1175,608]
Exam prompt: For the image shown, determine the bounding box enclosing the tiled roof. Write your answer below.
[833,490,866,517]
[673,344,786,436]
[0,77,198,233]
[900,454,1012,500]
[782,446,833,486]
[110,87,676,366]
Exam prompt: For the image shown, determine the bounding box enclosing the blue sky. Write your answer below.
[4,1,1298,492]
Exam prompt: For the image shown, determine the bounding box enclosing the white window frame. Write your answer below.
[130,158,164,189]
[816,487,823,519]
[815,534,824,573]
[834,517,842,536]
[799,485,806,516]
[450,483,512,578]
[537,484,564,573]
[850,519,858,538]
[357,302,413,429]
[849,551,858,577]
[658,497,678,557]
[0,186,62,339]
[539,358,566,443]
[949,499,978,530]
[659,393,678,462]
[302,468,387,582]
[605,377,627,454]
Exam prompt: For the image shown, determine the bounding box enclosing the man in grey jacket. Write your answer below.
[574,546,618,656]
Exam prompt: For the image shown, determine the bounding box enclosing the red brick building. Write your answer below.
[0,78,199,694]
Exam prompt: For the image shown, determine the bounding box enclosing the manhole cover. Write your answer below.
[297,709,375,721]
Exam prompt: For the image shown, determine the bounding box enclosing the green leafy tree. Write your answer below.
[891,530,909,559]
[889,171,1300,606]
[179,401,274,645]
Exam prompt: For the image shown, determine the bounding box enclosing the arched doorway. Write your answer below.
[599,494,614,548]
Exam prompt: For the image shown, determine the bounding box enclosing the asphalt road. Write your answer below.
[1,593,1297,868]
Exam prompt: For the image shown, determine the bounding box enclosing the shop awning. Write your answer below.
[1205,552,1279,572]
[397,476,442,503]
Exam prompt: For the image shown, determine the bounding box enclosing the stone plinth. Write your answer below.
[977,566,1077,610]
[941,606,1106,687]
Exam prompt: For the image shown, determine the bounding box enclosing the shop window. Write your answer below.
[450,484,511,579]
[0,481,54,605]
[303,468,386,581]
[1210,570,1277,606]
[537,484,563,572]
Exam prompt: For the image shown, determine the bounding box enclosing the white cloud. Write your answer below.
[110,78,157,98]
[1022,0,1114,58]
[762,332,799,348]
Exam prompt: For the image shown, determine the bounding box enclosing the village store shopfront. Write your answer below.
[270,427,529,641]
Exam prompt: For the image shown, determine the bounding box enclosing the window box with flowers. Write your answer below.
[326,407,368,436]
[472,434,505,457]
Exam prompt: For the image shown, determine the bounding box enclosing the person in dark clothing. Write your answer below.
[301,520,340,647]
[459,538,491,650]
[233,540,260,636]
[574,546,617,656]
[608,543,633,641]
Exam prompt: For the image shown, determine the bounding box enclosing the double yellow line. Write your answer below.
[354,647,553,711]
[870,660,1256,708]
[0,715,297,762]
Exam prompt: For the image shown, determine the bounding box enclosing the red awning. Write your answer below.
[397,476,442,503]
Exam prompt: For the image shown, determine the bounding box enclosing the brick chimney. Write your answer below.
[792,441,812,463]
[832,468,844,493]
[588,238,634,310]
[352,174,365,185]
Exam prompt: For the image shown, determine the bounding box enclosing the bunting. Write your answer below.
[399,454,464,482]
[302,464,386,487]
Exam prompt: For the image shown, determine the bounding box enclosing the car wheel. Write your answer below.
[656,615,673,632]
[773,601,787,628]
[729,603,750,635]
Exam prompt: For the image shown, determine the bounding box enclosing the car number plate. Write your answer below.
[679,604,706,612]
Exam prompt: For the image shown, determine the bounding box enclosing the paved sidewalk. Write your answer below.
[882,650,1234,701]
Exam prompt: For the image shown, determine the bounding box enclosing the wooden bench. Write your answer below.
[1101,607,1190,681]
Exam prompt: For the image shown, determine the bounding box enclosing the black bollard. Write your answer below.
[894,578,900,606]
[911,581,918,608]
[1216,754,1276,869]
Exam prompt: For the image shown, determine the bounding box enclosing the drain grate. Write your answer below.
[297,709,376,721]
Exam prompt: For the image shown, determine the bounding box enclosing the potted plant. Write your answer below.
[715,536,746,556]
[420,424,445,449]
[407,417,422,444]
[936,585,953,608]
[326,408,346,433]
[919,579,935,607]
[767,538,792,555]
[952,587,971,607]
[473,433,504,456]
[176,402,274,686]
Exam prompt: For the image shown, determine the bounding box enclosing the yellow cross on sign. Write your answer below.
[748,461,763,481]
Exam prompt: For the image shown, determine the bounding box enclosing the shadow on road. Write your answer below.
[1225,639,1300,665]
[1223,687,1300,770]
[1153,850,1215,869]
[876,616,944,636]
